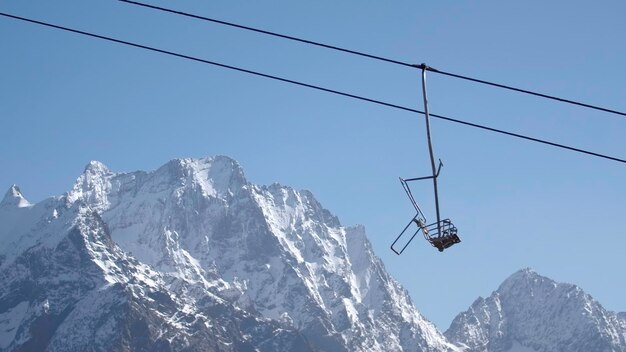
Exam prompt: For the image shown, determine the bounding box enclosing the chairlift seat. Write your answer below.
[424,219,460,252]
[391,215,460,254]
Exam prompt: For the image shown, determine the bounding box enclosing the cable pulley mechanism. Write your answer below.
[391,65,461,255]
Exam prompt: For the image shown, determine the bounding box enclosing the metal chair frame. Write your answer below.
[391,64,460,255]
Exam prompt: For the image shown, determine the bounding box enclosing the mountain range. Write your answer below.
[0,156,623,351]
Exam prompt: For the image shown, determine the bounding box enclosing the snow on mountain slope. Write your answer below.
[0,183,312,352]
[62,155,457,351]
[445,268,626,352]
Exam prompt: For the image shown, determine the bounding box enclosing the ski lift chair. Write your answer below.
[390,64,461,255]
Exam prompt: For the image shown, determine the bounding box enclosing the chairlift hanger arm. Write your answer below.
[420,66,442,228]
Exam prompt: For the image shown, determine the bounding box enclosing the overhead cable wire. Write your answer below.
[1,12,625,165]
[118,0,413,68]
[427,68,626,118]
[118,0,626,118]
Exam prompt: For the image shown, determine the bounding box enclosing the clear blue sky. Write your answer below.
[1,0,625,329]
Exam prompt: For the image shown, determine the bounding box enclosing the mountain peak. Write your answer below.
[66,161,115,210]
[160,156,247,197]
[83,160,111,175]
[498,267,539,287]
[1,184,31,208]
[508,267,538,280]
[446,269,626,352]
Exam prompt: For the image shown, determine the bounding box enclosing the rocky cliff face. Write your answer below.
[0,156,454,351]
[445,268,626,352]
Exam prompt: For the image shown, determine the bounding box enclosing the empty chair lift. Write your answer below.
[391,64,461,255]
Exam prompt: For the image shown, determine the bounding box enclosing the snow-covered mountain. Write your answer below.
[0,156,456,351]
[445,268,626,352]
[0,182,311,351]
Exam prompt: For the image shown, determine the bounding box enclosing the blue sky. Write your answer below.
[1,1,625,329]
